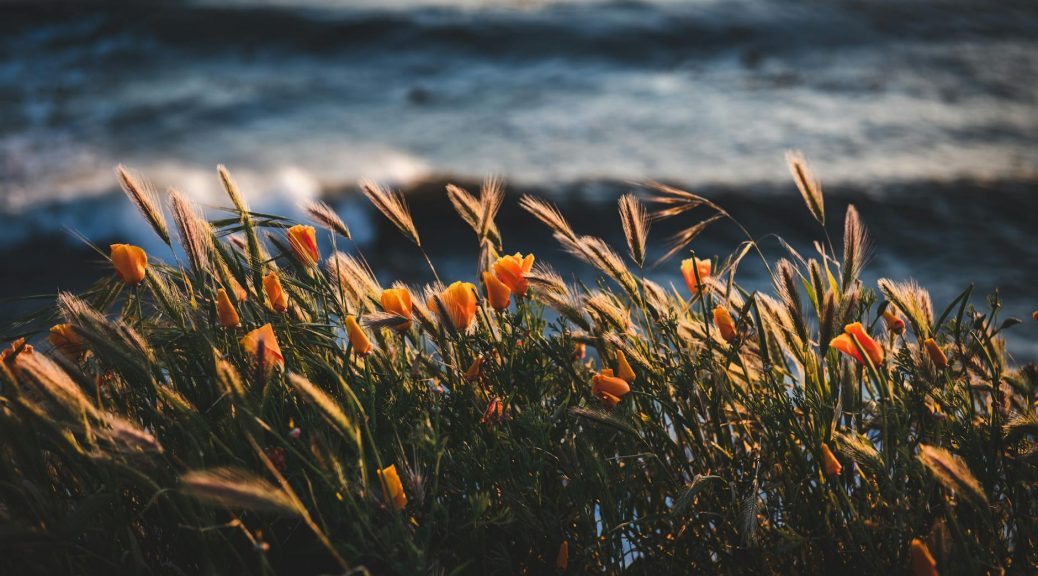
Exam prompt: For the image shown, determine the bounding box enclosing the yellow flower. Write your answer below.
[110,244,148,285]
[830,322,884,365]
[556,540,569,571]
[345,315,372,356]
[680,257,711,295]
[923,338,947,370]
[286,224,319,267]
[240,324,284,371]
[263,271,289,313]
[493,252,534,296]
[377,464,407,511]
[429,281,478,331]
[48,324,83,359]
[821,443,842,477]
[883,308,905,335]
[592,368,631,407]
[713,305,737,342]
[380,288,413,332]
[615,351,635,384]
[482,271,511,311]
[910,538,938,576]
[216,288,240,327]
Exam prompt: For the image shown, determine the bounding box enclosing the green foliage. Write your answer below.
[0,162,1035,575]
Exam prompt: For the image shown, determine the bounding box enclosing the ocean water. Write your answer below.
[1,0,1036,358]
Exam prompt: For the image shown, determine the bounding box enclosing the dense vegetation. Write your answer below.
[0,157,1034,574]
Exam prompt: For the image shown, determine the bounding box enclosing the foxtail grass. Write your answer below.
[0,154,1035,575]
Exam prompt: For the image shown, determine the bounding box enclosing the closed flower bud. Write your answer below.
[713,305,738,342]
[263,272,289,313]
[345,315,372,356]
[48,324,83,359]
[216,288,240,327]
[377,464,407,511]
[493,252,534,296]
[680,257,711,295]
[556,540,569,571]
[923,338,947,370]
[110,244,148,285]
[240,324,284,371]
[380,288,413,332]
[821,443,842,477]
[910,538,938,576]
[883,307,905,335]
[286,224,319,267]
[482,271,511,311]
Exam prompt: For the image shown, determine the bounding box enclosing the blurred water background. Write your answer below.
[1,0,1036,358]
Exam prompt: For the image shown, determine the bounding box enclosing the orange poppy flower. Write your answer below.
[216,288,241,327]
[240,324,284,371]
[923,338,947,369]
[556,540,569,571]
[429,282,478,331]
[286,225,319,267]
[380,288,413,332]
[493,252,534,296]
[482,271,511,311]
[377,464,407,511]
[345,315,372,356]
[111,244,148,285]
[48,324,83,359]
[910,538,938,576]
[263,272,289,313]
[821,443,842,477]
[592,368,631,407]
[615,351,635,384]
[713,305,738,342]
[883,308,905,335]
[830,322,884,365]
[680,257,711,295]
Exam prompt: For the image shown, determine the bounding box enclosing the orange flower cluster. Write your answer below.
[482,252,535,312]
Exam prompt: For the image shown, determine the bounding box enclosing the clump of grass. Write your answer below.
[0,152,1035,575]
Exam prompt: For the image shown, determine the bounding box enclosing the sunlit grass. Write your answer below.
[0,153,1034,574]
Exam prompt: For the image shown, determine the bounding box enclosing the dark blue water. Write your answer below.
[0,0,1036,358]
